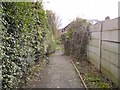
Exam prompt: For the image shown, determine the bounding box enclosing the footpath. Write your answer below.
[30,51,84,88]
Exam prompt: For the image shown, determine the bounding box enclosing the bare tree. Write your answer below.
[46,10,61,38]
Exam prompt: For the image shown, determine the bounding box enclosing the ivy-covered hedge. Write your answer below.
[61,18,89,61]
[0,1,56,89]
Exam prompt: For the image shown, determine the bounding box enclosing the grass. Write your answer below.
[83,73,109,88]
[73,59,118,88]
[55,44,64,51]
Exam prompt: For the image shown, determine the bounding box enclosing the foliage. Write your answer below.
[61,18,89,60]
[83,74,110,88]
[44,28,56,55]
[44,10,62,55]
[0,1,56,89]
[46,10,61,38]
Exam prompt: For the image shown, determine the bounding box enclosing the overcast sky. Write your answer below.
[43,0,119,29]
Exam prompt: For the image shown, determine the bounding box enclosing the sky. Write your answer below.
[42,0,120,29]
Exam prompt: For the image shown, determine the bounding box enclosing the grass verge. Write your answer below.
[72,58,118,89]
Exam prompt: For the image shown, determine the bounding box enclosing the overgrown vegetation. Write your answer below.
[0,1,57,89]
[61,18,89,61]
[74,60,118,88]
[61,17,118,88]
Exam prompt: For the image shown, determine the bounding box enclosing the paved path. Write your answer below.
[30,51,84,88]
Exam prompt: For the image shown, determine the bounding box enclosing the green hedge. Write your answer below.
[0,2,56,89]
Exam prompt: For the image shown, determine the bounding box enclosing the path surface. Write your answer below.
[30,51,84,88]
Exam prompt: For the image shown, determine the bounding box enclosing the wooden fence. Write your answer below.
[87,17,120,86]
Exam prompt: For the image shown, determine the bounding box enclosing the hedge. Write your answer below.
[0,1,56,89]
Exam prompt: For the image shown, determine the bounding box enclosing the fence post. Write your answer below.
[99,21,103,72]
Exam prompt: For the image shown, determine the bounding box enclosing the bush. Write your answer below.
[61,18,89,61]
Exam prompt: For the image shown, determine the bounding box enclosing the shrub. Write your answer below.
[61,18,89,61]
